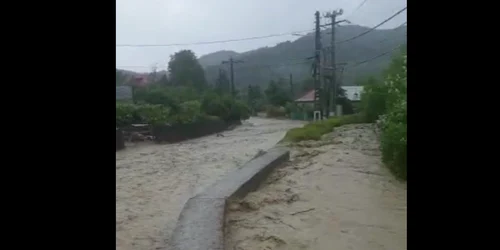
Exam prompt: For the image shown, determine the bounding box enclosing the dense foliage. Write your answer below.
[168,50,207,89]
[116,50,250,128]
[360,46,407,180]
[117,86,249,127]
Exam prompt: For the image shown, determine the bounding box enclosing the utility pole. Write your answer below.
[151,64,158,84]
[313,11,323,119]
[322,49,329,118]
[325,9,344,116]
[289,73,294,98]
[222,57,244,98]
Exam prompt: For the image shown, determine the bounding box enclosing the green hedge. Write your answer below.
[283,114,367,142]
[360,49,407,180]
[116,103,170,127]
[379,54,407,180]
[117,87,251,128]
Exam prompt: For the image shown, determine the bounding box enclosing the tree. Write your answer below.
[265,79,292,107]
[116,69,131,86]
[247,85,262,104]
[247,84,263,113]
[157,74,169,86]
[298,78,315,94]
[215,69,230,94]
[168,50,207,89]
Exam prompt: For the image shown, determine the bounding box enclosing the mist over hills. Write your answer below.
[116,24,406,88]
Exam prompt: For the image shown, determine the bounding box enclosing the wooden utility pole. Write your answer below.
[313,11,323,118]
[289,73,294,98]
[222,57,244,98]
[325,9,343,116]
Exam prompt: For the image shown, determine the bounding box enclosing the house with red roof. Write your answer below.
[292,86,363,120]
[295,86,363,104]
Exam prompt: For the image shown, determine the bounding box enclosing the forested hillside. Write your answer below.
[201,24,406,88]
[116,24,406,88]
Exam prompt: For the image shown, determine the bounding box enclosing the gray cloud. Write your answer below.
[116,0,407,72]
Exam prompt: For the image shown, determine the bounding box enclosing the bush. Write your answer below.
[169,100,203,124]
[266,105,287,118]
[361,81,389,122]
[134,86,180,112]
[136,104,171,125]
[200,92,251,122]
[232,100,250,120]
[379,53,407,180]
[360,49,407,180]
[285,102,299,114]
[118,86,251,128]
[116,103,170,127]
[282,114,366,142]
[116,103,140,127]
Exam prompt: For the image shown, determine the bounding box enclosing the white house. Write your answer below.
[341,86,363,102]
[295,86,364,104]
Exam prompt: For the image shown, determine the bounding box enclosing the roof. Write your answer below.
[133,76,148,86]
[295,89,315,102]
[295,86,364,102]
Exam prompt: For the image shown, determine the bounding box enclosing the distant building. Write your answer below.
[295,86,364,104]
[341,86,363,102]
[133,76,148,87]
[290,86,364,120]
[116,86,132,100]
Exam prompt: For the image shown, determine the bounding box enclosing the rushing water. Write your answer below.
[116,117,305,250]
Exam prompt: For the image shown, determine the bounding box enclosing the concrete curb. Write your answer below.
[166,147,290,250]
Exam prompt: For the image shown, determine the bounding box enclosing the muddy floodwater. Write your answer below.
[225,124,407,250]
[116,117,305,250]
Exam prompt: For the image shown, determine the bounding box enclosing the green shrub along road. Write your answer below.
[282,45,407,180]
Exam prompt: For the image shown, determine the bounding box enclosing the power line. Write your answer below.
[116,29,314,47]
[345,45,403,69]
[118,56,312,70]
[337,6,407,45]
[346,0,369,18]
[238,60,311,70]
[376,21,407,44]
[322,20,406,53]
[117,66,166,68]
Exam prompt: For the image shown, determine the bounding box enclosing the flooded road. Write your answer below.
[116,117,305,250]
[225,124,407,250]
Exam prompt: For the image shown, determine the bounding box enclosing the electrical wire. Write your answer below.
[337,6,407,44]
[116,29,314,47]
[345,45,403,69]
[346,0,369,18]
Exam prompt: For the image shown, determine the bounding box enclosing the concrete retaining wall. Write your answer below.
[166,147,290,250]
[152,119,241,143]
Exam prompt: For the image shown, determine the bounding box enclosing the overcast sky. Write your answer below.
[116,0,407,73]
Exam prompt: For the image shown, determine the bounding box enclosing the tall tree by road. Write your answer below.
[168,50,207,89]
[265,78,292,107]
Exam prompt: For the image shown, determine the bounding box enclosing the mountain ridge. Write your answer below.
[116,24,406,88]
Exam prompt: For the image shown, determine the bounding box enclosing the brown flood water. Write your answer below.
[116,117,305,250]
[225,124,407,250]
